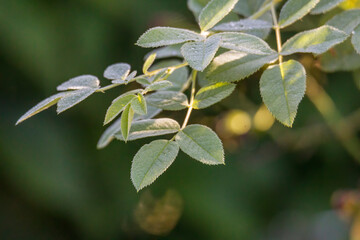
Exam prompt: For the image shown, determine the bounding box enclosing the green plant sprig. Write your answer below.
[16,0,360,191]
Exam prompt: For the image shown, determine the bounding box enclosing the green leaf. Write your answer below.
[136,77,151,86]
[193,82,236,109]
[310,0,345,14]
[131,140,179,191]
[143,53,157,74]
[97,118,121,149]
[319,39,360,72]
[175,124,224,165]
[278,0,320,28]
[131,94,147,116]
[104,94,136,125]
[233,0,265,17]
[16,92,67,125]
[260,60,306,127]
[121,104,134,142]
[206,51,277,82]
[188,0,209,18]
[326,9,360,34]
[136,27,204,48]
[281,25,348,56]
[181,35,221,71]
[352,25,360,54]
[125,71,138,82]
[217,32,276,55]
[212,19,272,32]
[57,88,97,114]
[104,63,131,80]
[145,44,183,60]
[57,75,100,91]
[199,0,239,32]
[115,118,180,141]
[134,104,162,121]
[145,80,173,92]
[147,91,189,111]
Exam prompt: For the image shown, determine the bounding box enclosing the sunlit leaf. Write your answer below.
[143,53,157,74]
[131,140,179,191]
[131,94,147,116]
[115,118,180,141]
[104,63,131,80]
[206,51,277,82]
[279,0,320,28]
[212,19,272,32]
[217,32,276,55]
[104,94,136,125]
[311,0,345,14]
[281,25,348,55]
[199,0,239,32]
[193,82,236,109]
[260,60,306,127]
[175,124,224,165]
[57,88,97,114]
[352,25,360,54]
[136,27,204,48]
[121,104,134,142]
[16,92,67,125]
[57,75,100,91]
[326,9,360,34]
[147,91,189,111]
[181,35,221,71]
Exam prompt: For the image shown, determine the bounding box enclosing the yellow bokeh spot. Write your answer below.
[340,0,360,9]
[224,110,251,135]
[253,105,275,132]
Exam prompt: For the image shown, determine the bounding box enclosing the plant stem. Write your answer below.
[271,2,284,76]
[181,70,197,129]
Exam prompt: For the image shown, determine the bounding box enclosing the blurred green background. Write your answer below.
[1,0,360,239]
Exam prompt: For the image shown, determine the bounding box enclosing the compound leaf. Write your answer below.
[147,91,188,111]
[57,88,97,114]
[175,124,224,165]
[181,35,221,71]
[199,0,239,32]
[131,140,179,191]
[206,51,277,82]
[326,9,360,34]
[217,32,276,55]
[104,94,136,125]
[57,75,100,91]
[310,0,345,14]
[16,92,67,125]
[279,0,320,28]
[104,63,131,80]
[193,82,236,109]
[121,104,134,142]
[281,25,348,55]
[115,118,180,141]
[136,27,204,48]
[260,60,306,127]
